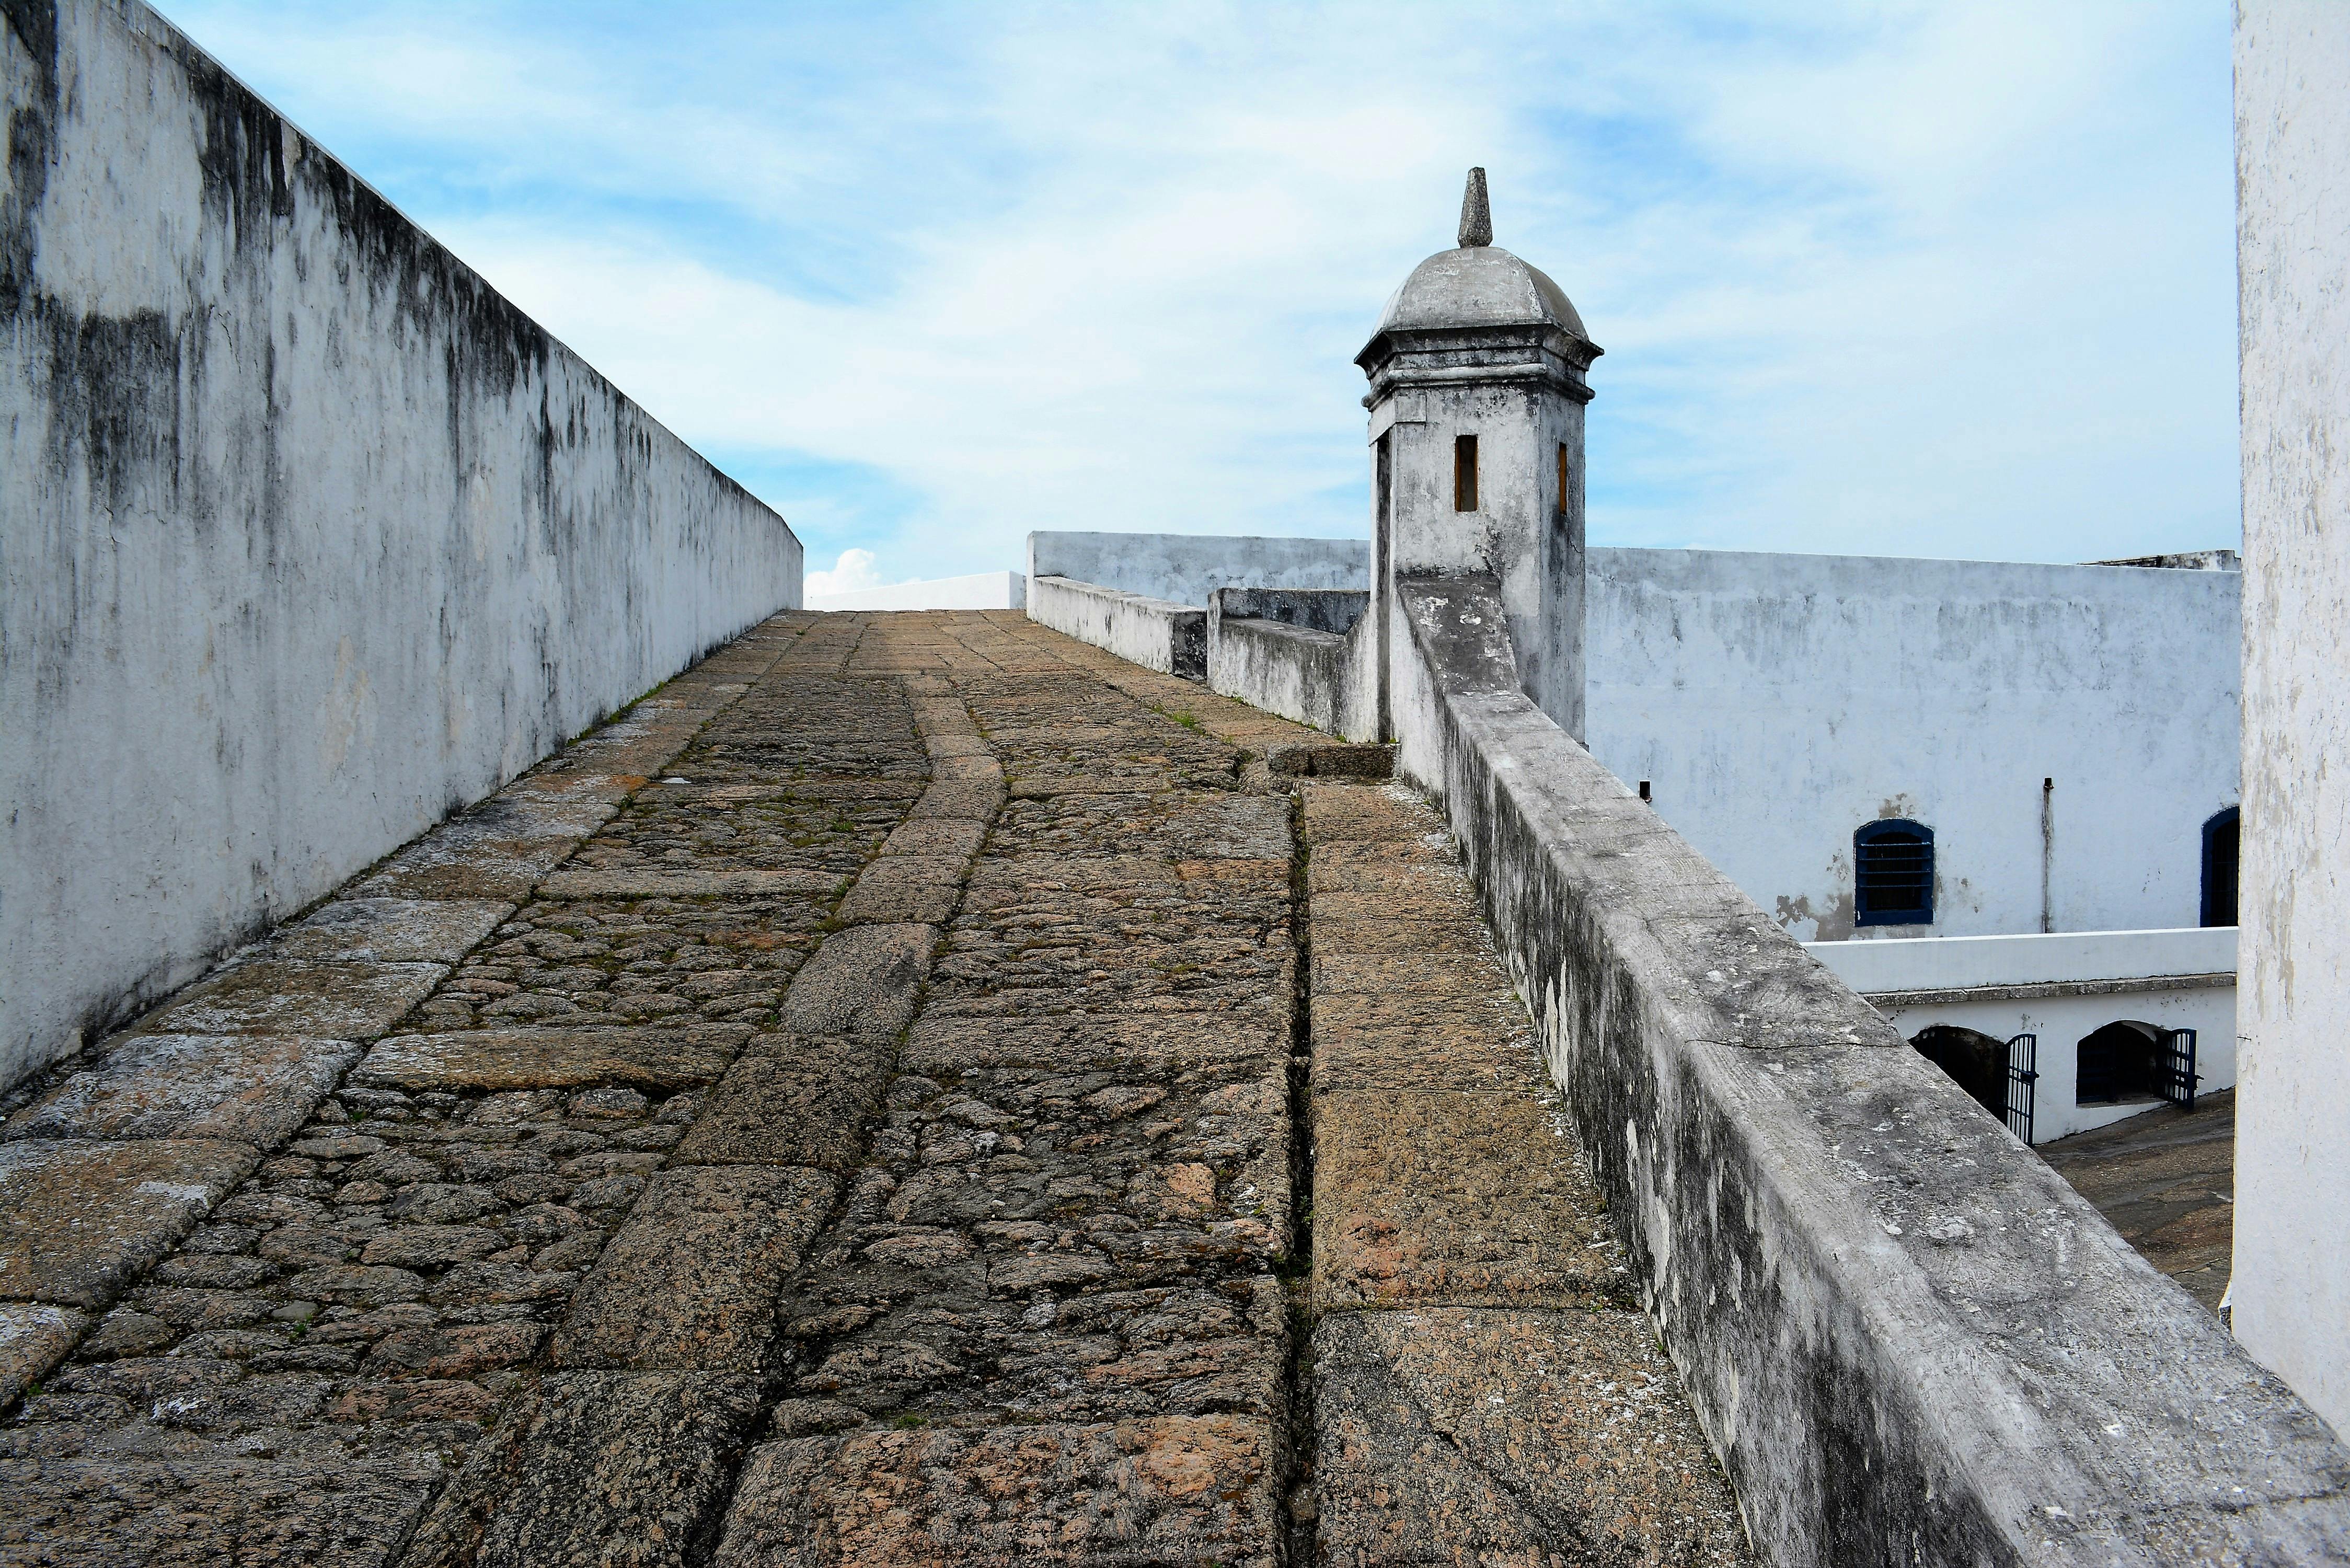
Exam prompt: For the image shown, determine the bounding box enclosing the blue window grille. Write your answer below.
[1854,819,1934,927]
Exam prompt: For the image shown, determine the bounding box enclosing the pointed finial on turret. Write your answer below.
[1457,167,1492,248]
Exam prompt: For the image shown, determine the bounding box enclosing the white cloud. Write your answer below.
[804,548,886,599]
[168,1,2238,572]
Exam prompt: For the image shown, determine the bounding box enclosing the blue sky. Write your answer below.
[165,1,2239,592]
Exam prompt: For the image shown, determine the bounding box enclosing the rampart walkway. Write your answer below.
[1,611,1746,1566]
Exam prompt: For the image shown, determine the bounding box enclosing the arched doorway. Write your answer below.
[1911,1025,2008,1117]
[2202,808,2239,927]
[2077,1021,2165,1104]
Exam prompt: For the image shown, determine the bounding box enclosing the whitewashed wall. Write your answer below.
[1029,531,1366,608]
[2233,0,2350,1438]
[1584,548,2241,942]
[0,1,800,1091]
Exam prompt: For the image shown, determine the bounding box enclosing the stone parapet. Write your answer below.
[1205,589,1376,742]
[1026,575,1207,679]
[1391,571,2350,1565]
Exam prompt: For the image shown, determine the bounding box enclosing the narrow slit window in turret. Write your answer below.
[1455,434,1479,511]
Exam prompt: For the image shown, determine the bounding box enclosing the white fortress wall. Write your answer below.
[2233,0,2350,1438]
[1584,548,2241,942]
[0,1,801,1091]
[1028,531,1367,607]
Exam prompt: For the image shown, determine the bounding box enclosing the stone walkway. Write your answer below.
[0,610,1747,1566]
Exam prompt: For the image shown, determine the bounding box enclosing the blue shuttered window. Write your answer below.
[1854,819,1933,927]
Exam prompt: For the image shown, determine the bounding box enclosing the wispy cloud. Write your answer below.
[166,0,2237,580]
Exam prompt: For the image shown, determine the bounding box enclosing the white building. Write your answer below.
[1587,544,2242,1146]
[1586,547,2241,946]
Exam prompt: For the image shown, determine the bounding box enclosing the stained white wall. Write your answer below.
[0,2,799,1091]
[2233,0,2350,1438]
[1028,531,1366,608]
[1584,548,2241,942]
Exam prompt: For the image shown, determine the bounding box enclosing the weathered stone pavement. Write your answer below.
[1,610,1749,1565]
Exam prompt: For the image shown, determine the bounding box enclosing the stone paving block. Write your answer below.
[1311,913,1497,958]
[902,1012,1287,1074]
[674,1033,896,1170]
[784,924,937,1038]
[504,771,647,806]
[267,897,515,963]
[1153,794,1292,860]
[877,818,988,859]
[1301,782,1431,842]
[785,1274,1290,1431]
[4,1033,359,1146]
[961,849,1173,895]
[711,1414,1278,1568]
[900,780,1006,823]
[1312,948,1512,999]
[832,883,962,925]
[350,795,618,900]
[1314,1089,1629,1310]
[0,1302,88,1407]
[134,961,446,1039]
[843,855,966,890]
[1316,987,1532,1048]
[353,1028,742,1092]
[401,1370,762,1568]
[0,1140,260,1308]
[1314,1309,1753,1567]
[773,1058,1290,1425]
[1306,846,1460,895]
[535,867,845,900]
[557,1166,837,1371]
[1311,885,1482,923]
[928,754,1006,782]
[557,727,708,779]
[1313,1014,1546,1096]
[0,1451,445,1567]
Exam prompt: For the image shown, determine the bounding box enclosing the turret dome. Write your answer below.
[1360,168,1595,359]
[1374,245,1587,340]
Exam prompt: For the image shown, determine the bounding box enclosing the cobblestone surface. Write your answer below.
[1,610,1752,1565]
[1300,782,1751,1568]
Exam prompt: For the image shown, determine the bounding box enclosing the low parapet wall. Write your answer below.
[0,1,800,1092]
[1205,587,1376,739]
[1028,576,1205,678]
[1392,573,2350,1564]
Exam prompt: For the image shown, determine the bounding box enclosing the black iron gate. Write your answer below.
[2005,1033,2038,1145]
[2160,1028,2199,1110]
